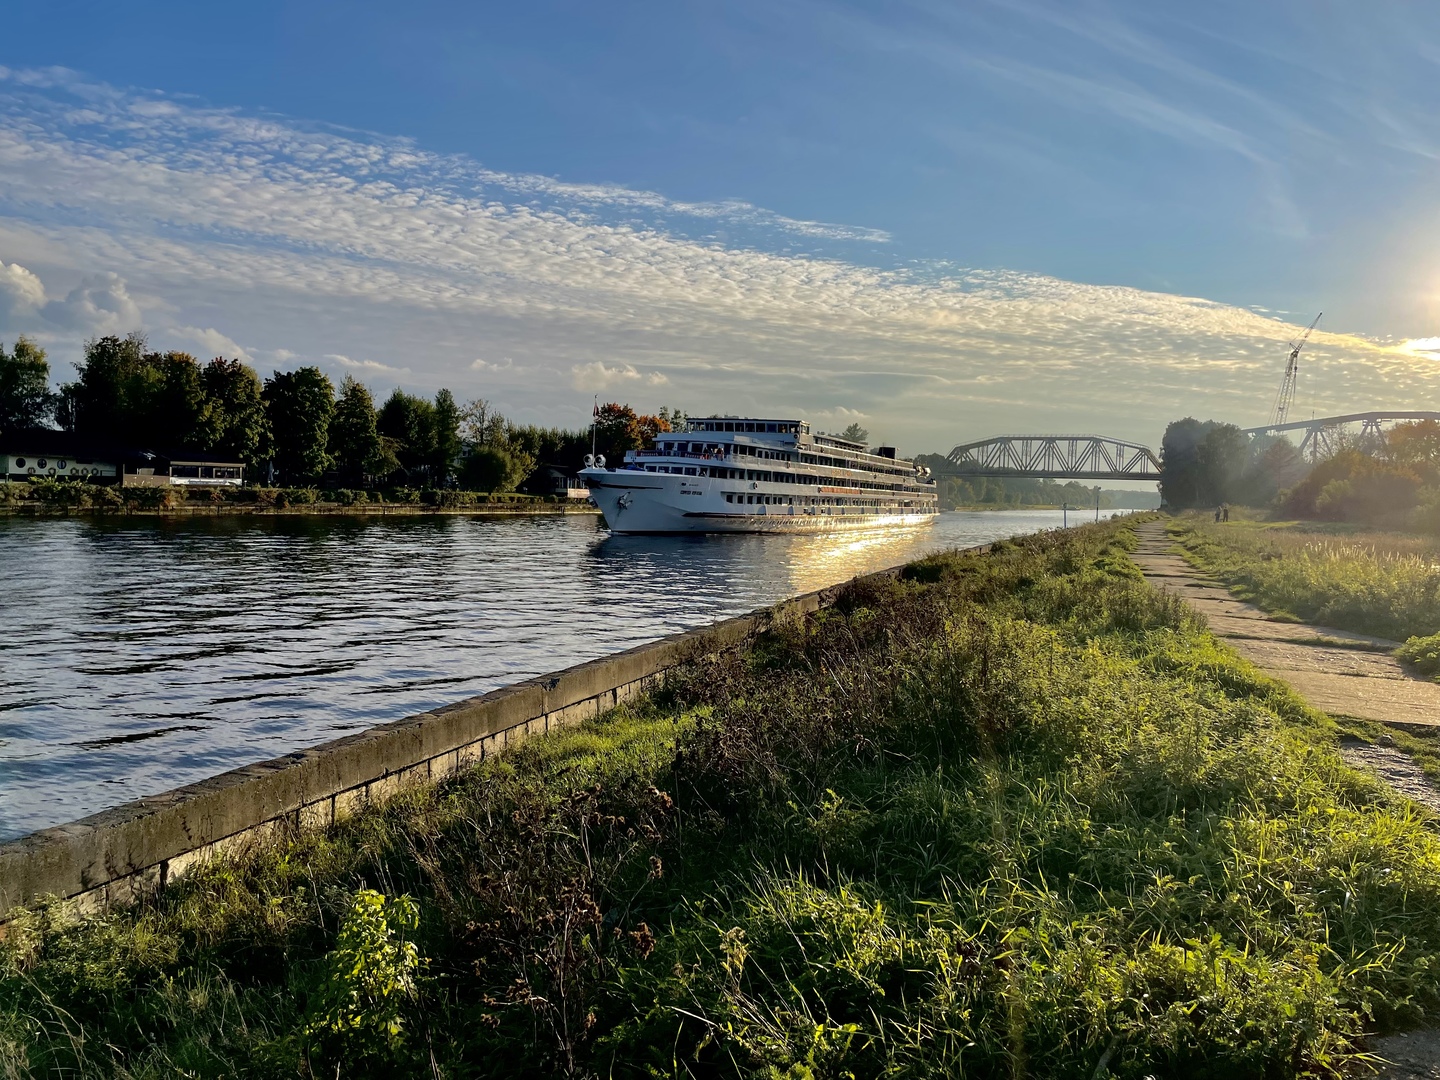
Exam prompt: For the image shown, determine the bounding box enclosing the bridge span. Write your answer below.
[944,435,1161,482]
[942,412,1439,482]
[1242,411,1440,460]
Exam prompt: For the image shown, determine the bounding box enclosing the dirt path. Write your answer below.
[1133,521,1440,1077]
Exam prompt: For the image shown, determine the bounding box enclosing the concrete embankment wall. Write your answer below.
[0,551,969,921]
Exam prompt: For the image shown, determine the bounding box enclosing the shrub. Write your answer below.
[1398,632,1440,678]
[1279,450,1422,525]
[322,488,370,506]
[305,889,424,1065]
[123,485,181,510]
[274,487,318,508]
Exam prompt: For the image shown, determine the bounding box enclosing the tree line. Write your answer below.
[0,335,683,491]
[1160,415,1440,530]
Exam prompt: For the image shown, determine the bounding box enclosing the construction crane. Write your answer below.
[1268,312,1322,428]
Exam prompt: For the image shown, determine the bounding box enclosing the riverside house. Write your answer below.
[1,429,120,482]
[1,430,243,487]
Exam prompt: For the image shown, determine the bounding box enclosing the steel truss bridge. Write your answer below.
[945,435,1161,481]
[1242,411,1440,460]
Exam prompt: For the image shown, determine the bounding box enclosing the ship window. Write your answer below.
[685,468,697,476]
[13,458,23,468]
[766,423,776,432]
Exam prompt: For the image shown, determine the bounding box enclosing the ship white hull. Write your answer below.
[582,469,938,535]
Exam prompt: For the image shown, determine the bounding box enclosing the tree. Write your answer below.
[460,444,532,493]
[839,422,870,444]
[377,390,436,482]
[1237,436,1305,506]
[593,402,672,464]
[264,367,335,484]
[60,335,213,449]
[1279,449,1422,524]
[199,358,271,472]
[328,376,386,487]
[1388,420,1440,471]
[1160,418,1247,508]
[458,396,537,491]
[429,388,462,485]
[0,336,54,434]
[148,351,210,449]
[460,398,505,447]
[63,333,147,442]
[1195,423,1248,505]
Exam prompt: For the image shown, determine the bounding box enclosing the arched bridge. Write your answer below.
[945,435,1161,481]
[1242,411,1440,460]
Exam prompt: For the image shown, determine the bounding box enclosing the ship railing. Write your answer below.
[627,449,736,462]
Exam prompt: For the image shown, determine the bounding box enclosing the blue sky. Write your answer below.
[3,1,1440,452]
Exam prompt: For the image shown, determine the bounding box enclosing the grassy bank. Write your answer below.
[1169,515,1440,645]
[6,519,1440,1078]
[0,480,597,516]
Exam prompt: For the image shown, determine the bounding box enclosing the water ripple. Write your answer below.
[0,509,1115,838]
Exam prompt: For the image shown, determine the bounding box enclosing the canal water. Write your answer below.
[0,509,1123,839]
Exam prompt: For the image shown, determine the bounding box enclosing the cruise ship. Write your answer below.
[580,416,939,534]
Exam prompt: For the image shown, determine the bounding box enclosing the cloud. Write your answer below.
[570,361,643,391]
[812,406,869,422]
[0,258,143,335]
[0,69,1437,452]
[1401,338,1440,360]
[167,325,252,363]
[326,353,410,376]
[0,260,46,324]
[38,271,143,333]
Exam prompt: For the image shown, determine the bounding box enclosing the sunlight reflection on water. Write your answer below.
[0,508,1122,838]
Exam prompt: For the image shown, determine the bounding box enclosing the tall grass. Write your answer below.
[4,520,1440,1077]
[1172,516,1440,642]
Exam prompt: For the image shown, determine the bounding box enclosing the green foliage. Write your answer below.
[263,367,334,484]
[460,443,532,493]
[431,388,462,484]
[0,336,54,434]
[328,376,387,487]
[1279,449,1424,526]
[8,520,1440,1078]
[377,389,437,483]
[304,889,424,1062]
[1398,632,1440,678]
[1174,517,1440,641]
[458,396,539,491]
[197,357,271,471]
[17,478,123,509]
[1159,419,1302,509]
